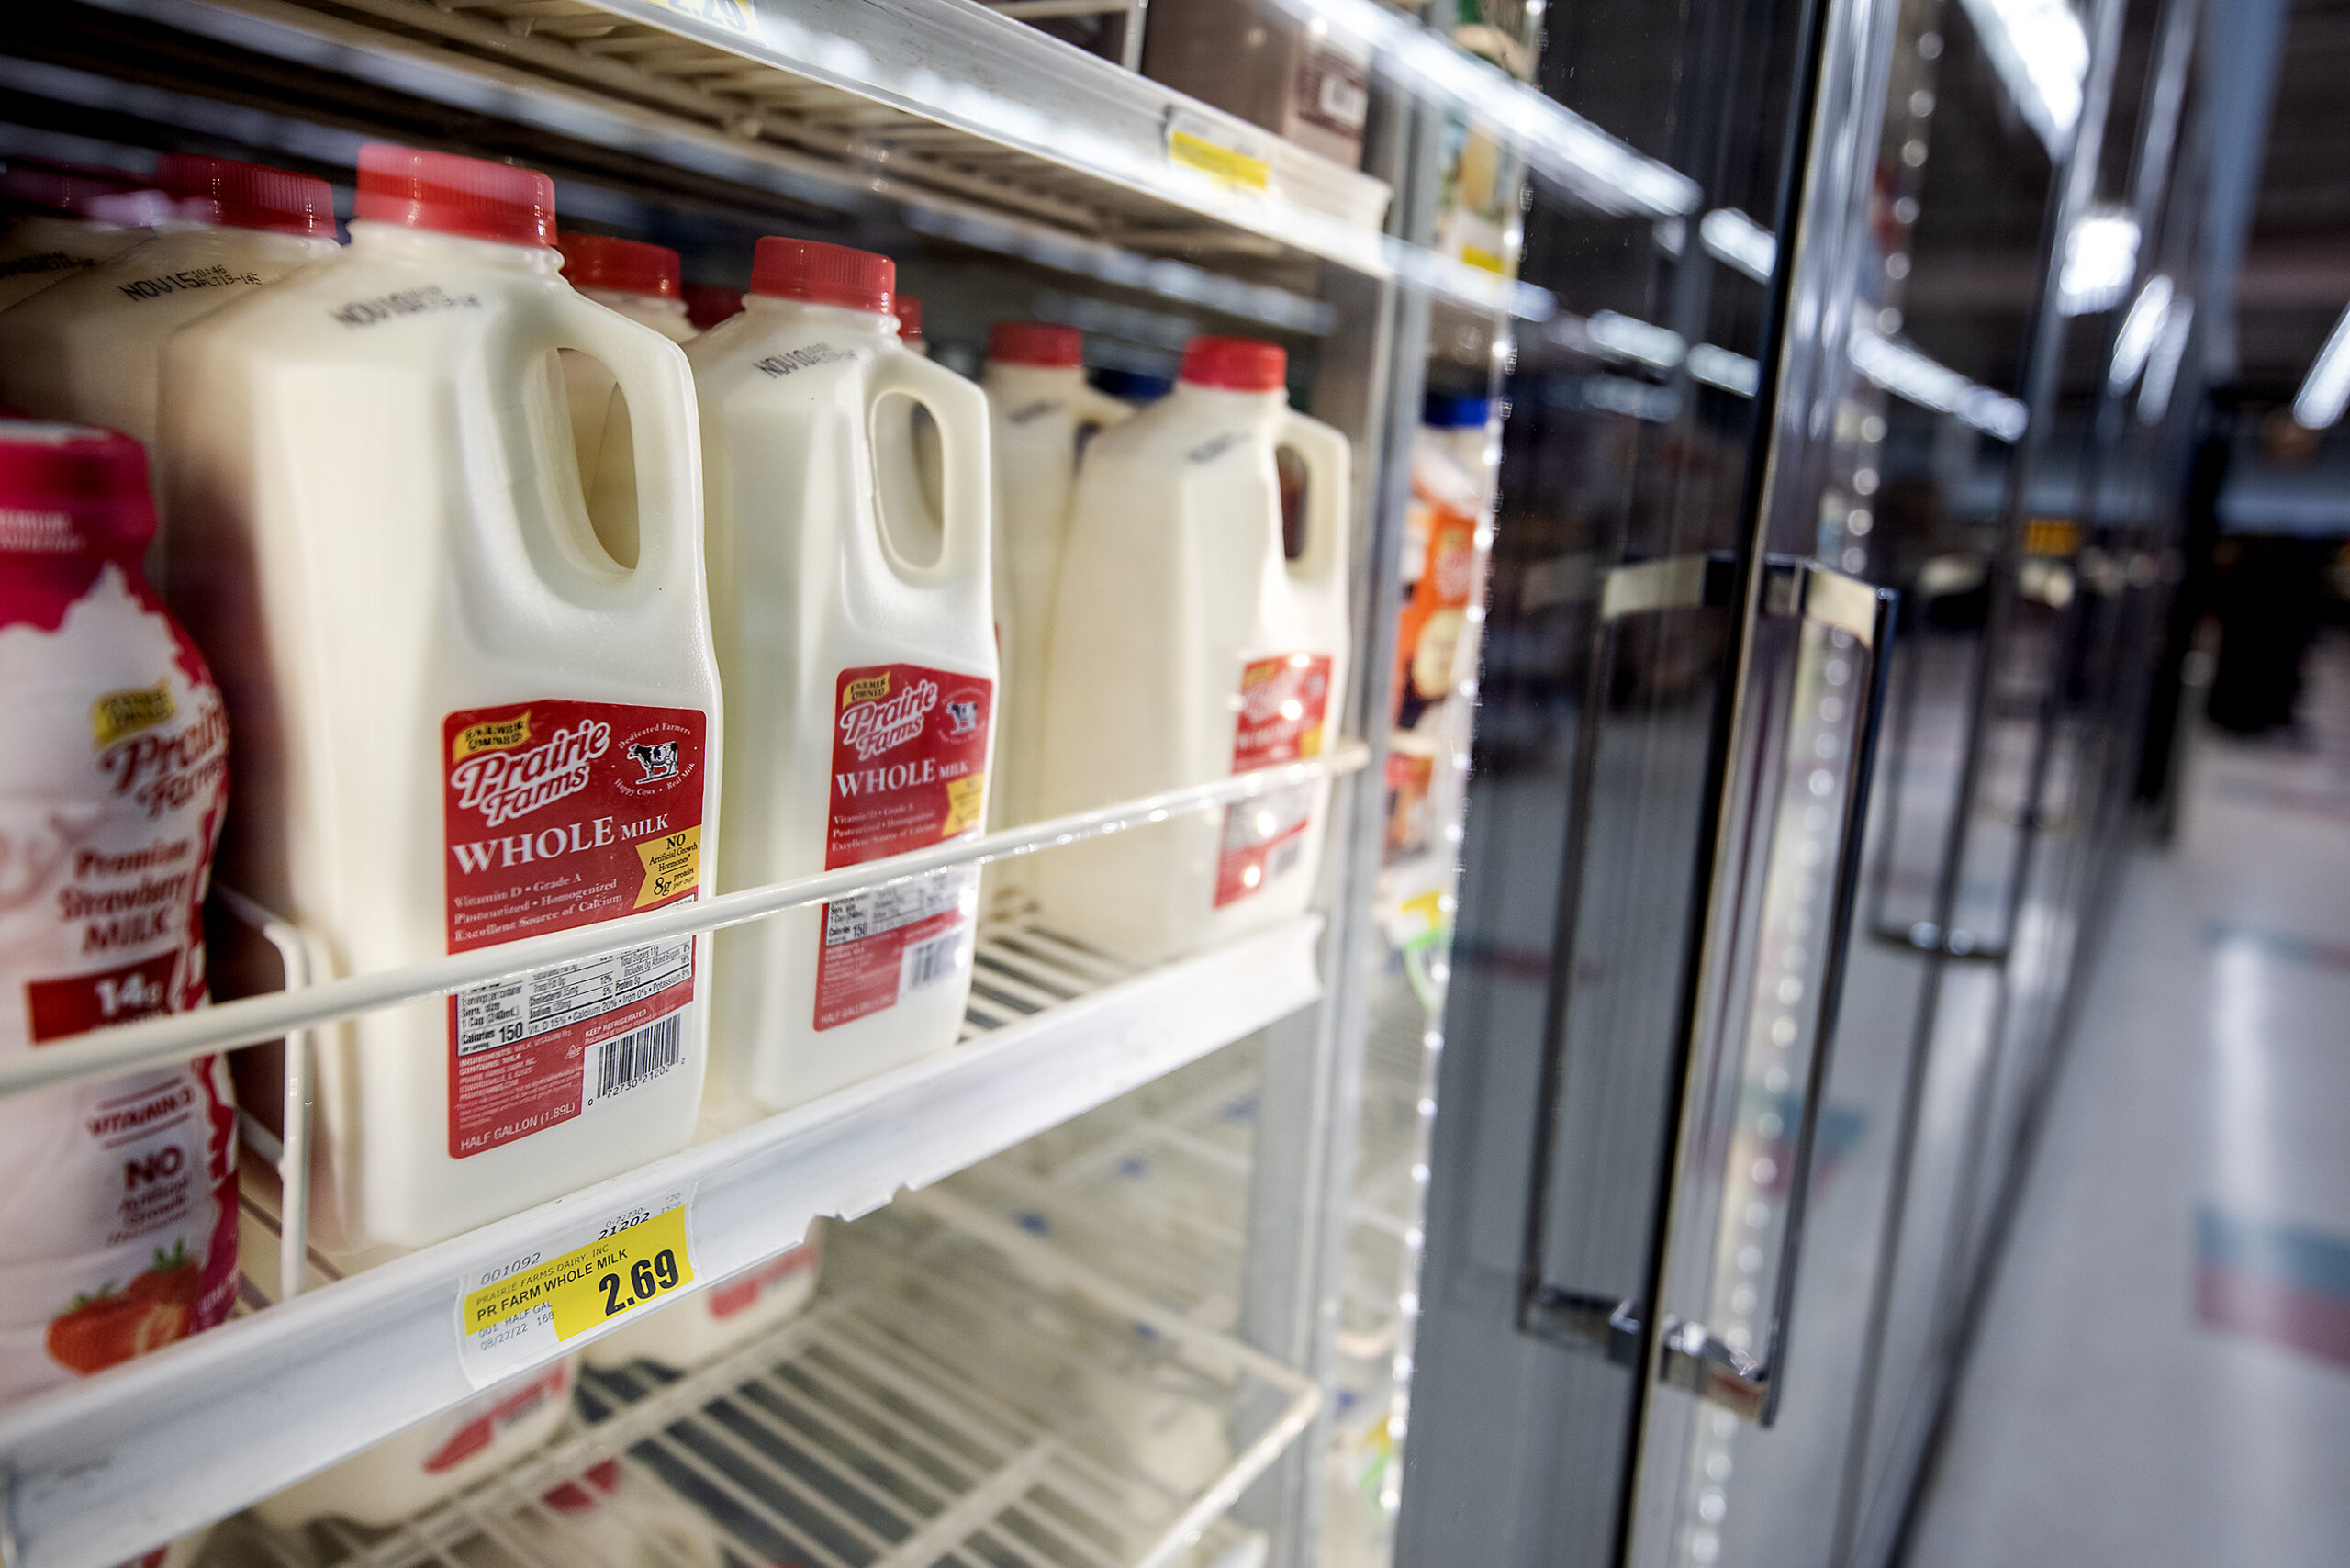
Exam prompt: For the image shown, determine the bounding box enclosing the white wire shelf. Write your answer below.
[934,983,1428,1438]
[71,0,1552,320]
[0,907,1324,1568]
[201,1203,1315,1568]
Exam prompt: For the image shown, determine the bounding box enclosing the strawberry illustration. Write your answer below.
[44,1243,199,1376]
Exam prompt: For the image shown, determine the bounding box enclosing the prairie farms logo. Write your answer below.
[451,719,611,828]
[1239,659,1319,725]
[838,678,938,761]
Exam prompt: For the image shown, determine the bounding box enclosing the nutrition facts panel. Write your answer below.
[822,866,978,946]
[454,937,695,1057]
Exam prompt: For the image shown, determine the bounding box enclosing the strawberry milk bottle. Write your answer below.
[689,239,994,1114]
[0,160,173,310]
[1033,336,1350,963]
[980,322,1131,839]
[586,1223,822,1370]
[253,1358,576,1529]
[0,156,339,485]
[157,144,721,1252]
[0,422,236,1409]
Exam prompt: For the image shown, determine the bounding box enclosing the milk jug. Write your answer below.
[689,238,994,1114]
[453,1455,724,1568]
[0,156,339,478]
[158,144,721,1251]
[586,1223,822,1370]
[0,423,236,1409]
[0,160,173,310]
[980,322,1131,839]
[252,1358,576,1529]
[554,230,692,569]
[1034,336,1349,963]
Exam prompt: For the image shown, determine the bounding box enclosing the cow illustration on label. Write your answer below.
[626,740,680,784]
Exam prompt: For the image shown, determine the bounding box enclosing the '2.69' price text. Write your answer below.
[601,1248,683,1316]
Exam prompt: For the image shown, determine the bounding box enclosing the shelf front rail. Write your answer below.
[0,745,1365,1099]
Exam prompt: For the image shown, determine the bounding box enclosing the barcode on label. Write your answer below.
[591,1013,682,1104]
[1268,837,1304,882]
[901,927,968,997]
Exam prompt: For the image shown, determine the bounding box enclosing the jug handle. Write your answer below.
[1277,408,1351,588]
[533,290,704,597]
[1072,384,1136,431]
[866,347,992,586]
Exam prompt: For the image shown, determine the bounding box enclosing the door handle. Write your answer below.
[1654,557,1895,1425]
[1516,552,1893,1428]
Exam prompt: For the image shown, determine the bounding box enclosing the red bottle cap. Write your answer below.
[990,321,1082,369]
[749,237,893,315]
[557,230,682,299]
[353,143,555,248]
[683,283,744,330]
[0,422,155,557]
[158,154,334,237]
[1,157,149,218]
[1180,336,1287,393]
[894,295,923,343]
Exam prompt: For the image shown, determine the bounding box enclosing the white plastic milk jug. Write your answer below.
[454,1455,725,1568]
[158,144,722,1252]
[252,1358,576,1529]
[0,156,339,477]
[586,1222,822,1371]
[0,424,237,1410]
[980,321,1131,839]
[689,238,994,1114]
[1035,336,1350,963]
[0,160,173,310]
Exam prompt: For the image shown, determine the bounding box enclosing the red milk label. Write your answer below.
[420,1361,574,1473]
[441,700,705,1158]
[1215,654,1332,907]
[816,664,991,1031]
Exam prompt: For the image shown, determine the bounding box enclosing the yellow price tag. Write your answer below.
[463,1204,695,1344]
[1168,129,1271,193]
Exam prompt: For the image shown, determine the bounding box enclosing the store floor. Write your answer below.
[1904,632,2350,1567]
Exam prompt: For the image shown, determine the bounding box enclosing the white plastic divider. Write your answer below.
[0,913,1323,1568]
[0,744,1367,1100]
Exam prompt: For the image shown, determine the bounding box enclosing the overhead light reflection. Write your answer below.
[1587,309,1687,369]
[2108,274,2174,390]
[1848,325,2027,440]
[1689,343,1761,396]
[2291,300,2350,431]
[2139,298,2193,425]
[1954,0,2089,154]
[2059,207,2141,316]
[1699,208,1777,282]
